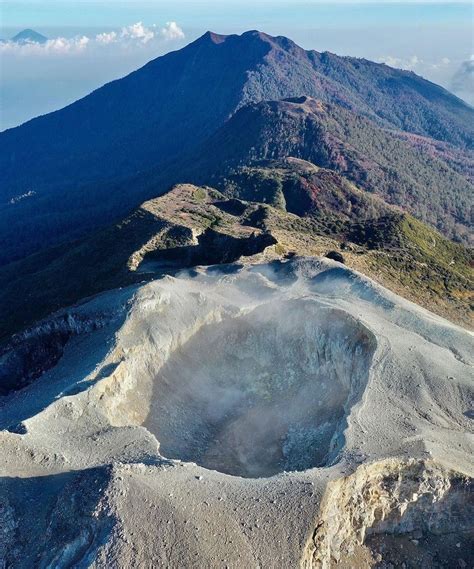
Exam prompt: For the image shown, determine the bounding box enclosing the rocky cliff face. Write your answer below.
[304,459,473,568]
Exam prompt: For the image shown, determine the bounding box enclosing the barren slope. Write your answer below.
[1,258,472,567]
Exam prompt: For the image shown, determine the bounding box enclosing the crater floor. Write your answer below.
[145,300,375,477]
[0,258,473,568]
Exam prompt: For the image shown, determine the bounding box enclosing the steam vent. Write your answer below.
[1,258,473,567]
[146,300,375,477]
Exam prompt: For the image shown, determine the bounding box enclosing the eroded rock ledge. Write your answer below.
[303,459,473,568]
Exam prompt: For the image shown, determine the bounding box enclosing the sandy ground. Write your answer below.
[0,257,473,568]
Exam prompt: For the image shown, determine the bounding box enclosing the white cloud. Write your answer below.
[0,35,90,55]
[429,56,451,70]
[121,22,154,44]
[96,31,117,45]
[377,54,423,70]
[451,56,474,104]
[160,22,185,41]
[0,22,185,56]
[378,53,456,73]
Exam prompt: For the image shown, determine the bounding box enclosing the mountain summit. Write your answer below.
[0,30,472,264]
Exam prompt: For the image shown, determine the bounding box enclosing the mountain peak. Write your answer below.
[201,30,228,44]
[193,29,277,47]
[11,29,47,44]
[241,29,271,40]
[194,29,295,49]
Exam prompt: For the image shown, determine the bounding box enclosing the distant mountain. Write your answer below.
[11,29,47,44]
[0,30,473,265]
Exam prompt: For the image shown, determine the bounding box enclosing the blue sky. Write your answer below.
[1,1,473,130]
[2,1,471,30]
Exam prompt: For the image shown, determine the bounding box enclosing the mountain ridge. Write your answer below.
[0,158,471,346]
[161,96,473,242]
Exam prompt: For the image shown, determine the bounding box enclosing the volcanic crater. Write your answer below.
[144,299,376,477]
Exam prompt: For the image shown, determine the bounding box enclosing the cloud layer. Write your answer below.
[376,54,451,72]
[450,56,474,105]
[0,22,185,56]
[376,52,473,106]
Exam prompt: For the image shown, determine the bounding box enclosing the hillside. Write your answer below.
[1,30,473,265]
[180,97,473,242]
[0,184,276,348]
[1,159,471,350]
[217,159,473,325]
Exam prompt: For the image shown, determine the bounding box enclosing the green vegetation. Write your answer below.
[1,171,472,343]
[213,160,473,327]
[220,167,287,210]
[195,98,472,243]
[193,187,208,202]
[375,215,473,300]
